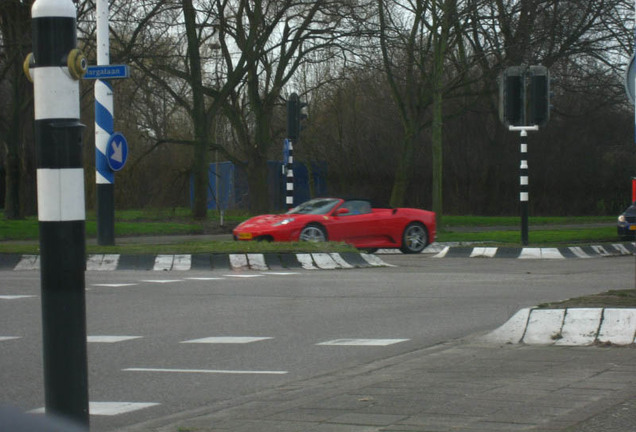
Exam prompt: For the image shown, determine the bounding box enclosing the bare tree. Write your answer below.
[0,0,35,219]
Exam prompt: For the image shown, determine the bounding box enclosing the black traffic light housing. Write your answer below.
[499,65,550,128]
[287,92,307,141]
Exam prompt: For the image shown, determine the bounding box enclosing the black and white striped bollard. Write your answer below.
[26,0,90,426]
[520,130,529,246]
[286,140,294,209]
[509,126,538,246]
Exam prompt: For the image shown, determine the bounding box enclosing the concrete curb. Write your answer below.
[481,307,636,346]
[417,242,636,258]
[0,252,393,272]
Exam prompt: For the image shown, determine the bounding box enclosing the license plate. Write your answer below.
[629,226,636,231]
[238,232,253,240]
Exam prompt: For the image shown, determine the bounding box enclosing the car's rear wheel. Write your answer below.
[299,224,327,242]
[399,222,428,254]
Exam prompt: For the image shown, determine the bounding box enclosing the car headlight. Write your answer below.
[273,218,295,226]
[618,215,626,223]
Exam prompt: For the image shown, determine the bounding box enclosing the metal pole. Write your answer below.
[30,0,89,425]
[509,126,538,246]
[95,0,115,245]
[286,140,294,210]
[520,130,529,246]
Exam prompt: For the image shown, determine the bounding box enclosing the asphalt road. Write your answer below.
[0,254,633,431]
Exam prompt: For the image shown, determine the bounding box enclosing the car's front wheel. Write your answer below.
[299,224,327,242]
[399,222,428,254]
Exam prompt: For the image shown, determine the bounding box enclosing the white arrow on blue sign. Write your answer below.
[106,132,128,171]
[84,64,130,80]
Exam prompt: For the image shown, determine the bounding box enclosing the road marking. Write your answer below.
[312,253,339,270]
[568,247,591,258]
[361,253,395,267]
[470,247,498,258]
[296,254,317,270]
[86,254,119,271]
[124,367,287,375]
[224,274,264,278]
[31,402,160,416]
[140,279,183,284]
[92,283,138,287]
[247,254,268,271]
[14,255,39,270]
[154,254,174,271]
[317,338,409,346]
[0,295,36,300]
[172,254,191,271]
[181,336,273,344]
[0,337,20,342]
[330,253,354,269]
[263,272,300,276]
[185,277,225,281]
[229,254,249,270]
[88,336,142,343]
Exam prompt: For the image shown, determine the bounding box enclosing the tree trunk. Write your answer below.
[182,0,209,220]
[390,130,416,208]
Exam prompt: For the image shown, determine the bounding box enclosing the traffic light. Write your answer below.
[499,65,551,128]
[287,92,307,141]
[526,65,550,127]
[499,66,524,127]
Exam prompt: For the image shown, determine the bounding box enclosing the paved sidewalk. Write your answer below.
[124,340,636,432]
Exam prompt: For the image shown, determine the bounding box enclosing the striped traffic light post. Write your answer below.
[510,126,539,246]
[26,0,90,426]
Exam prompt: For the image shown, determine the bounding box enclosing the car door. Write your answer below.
[326,200,378,244]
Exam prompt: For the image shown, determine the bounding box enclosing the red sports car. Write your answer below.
[233,198,436,253]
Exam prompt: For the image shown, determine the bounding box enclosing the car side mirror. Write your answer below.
[336,208,349,215]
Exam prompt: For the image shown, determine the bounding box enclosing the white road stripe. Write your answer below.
[433,246,450,258]
[469,247,498,258]
[317,338,409,346]
[87,336,142,343]
[0,337,20,342]
[185,277,225,281]
[361,253,394,267]
[296,254,317,270]
[591,245,610,256]
[31,402,160,416]
[568,247,591,258]
[86,254,119,271]
[181,337,273,344]
[312,253,339,270]
[330,253,354,269]
[540,248,565,259]
[247,254,268,271]
[140,279,183,284]
[230,254,249,270]
[14,255,40,270]
[92,283,138,287]
[154,255,174,271]
[0,295,36,300]
[124,368,287,375]
[172,254,191,271]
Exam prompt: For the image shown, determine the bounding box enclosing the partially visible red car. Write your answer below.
[233,198,436,253]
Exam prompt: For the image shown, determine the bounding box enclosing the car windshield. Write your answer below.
[288,198,340,215]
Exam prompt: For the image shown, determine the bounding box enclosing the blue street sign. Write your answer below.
[84,64,129,80]
[106,132,128,171]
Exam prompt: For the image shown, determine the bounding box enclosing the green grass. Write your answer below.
[537,290,636,309]
[437,227,618,245]
[0,209,621,254]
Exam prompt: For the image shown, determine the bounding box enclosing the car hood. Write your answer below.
[235,214,297,229]
[623,205,636,216]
